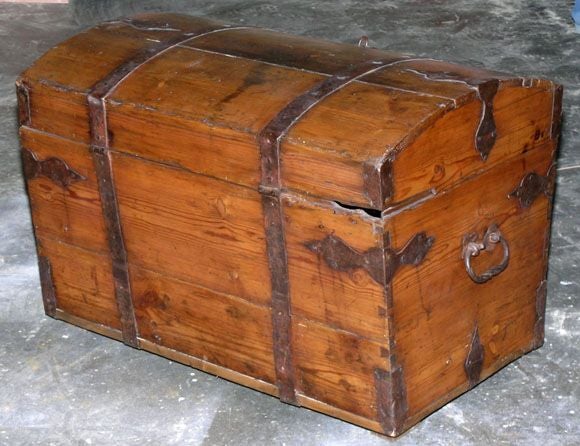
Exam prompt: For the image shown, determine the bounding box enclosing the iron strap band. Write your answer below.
[87,23,248,347]
[258,55,416,404]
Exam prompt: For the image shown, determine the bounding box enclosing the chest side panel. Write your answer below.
[387,140,556,429]
[282,195,386,340]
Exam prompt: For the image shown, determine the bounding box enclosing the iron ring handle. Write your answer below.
[462,224,510,284]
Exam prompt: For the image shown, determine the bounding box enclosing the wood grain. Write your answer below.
[37,237,121,330]
[17,13,561,436]
[390,85,554,203]
[111,151,271,305]
[185,27,402,76]
[387,145,553,419]
[21,127,108,253]
[293,316,389,420]
[131,266,276,383]
[20,14,225,92]
[19,13,556,210]
[282,193,387,341]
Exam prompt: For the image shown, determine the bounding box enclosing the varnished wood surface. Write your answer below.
[37,237,122,330]
[22,14,227,93]
[391,85,554,203]
[282,193,386,341]
[19,13,556,209]
[18,12,561,436]
[387,144,554,420]
[21,128,109,253]
[131,266,276,384]
[111,151,271,305]
[292,317,389,420]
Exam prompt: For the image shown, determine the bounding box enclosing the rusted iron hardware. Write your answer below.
[22,148,86,189]
[16,81,31,126]
[474,79,499,160]
[375,366,408,436]
[261,194,295,404]
[90,145,139,348]
[508,171,550,209]
[87,23,239,349]
[89,93,139,348]
[306,232,434,285]
[258,56,410,404]
[533,280,548,348]
[38,256,57,318]
[408,71,499,161]
[462,223,509,284]
[465,325,484,388]
[358,35,369,48]
[551,84,564,141]
[362,160,394,209]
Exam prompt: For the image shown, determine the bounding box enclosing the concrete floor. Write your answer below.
[0,2,579,445]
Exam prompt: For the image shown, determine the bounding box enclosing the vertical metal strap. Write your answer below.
[258,55,413,404]
[38,256,57,318]
[87,22,247,347]
[533,83,563,349]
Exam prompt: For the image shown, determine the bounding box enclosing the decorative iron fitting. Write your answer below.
[305,232,434,285]
[465,325,484,388]
[399,70,499,160]
[508,171,550,209]
[22,148,86,189]
[474,79,499,160]
[375,366,408,436]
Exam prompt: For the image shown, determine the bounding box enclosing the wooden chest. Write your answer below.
[17,13,562,436]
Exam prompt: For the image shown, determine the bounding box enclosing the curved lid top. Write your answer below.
[19,13,557,210]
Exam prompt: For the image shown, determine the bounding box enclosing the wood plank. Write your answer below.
[293,317,389,420]
[19,13,558,212]
[281,145,367,208]
[55,309,124,342]
[296,395,382,433]
[284,81,449,162]
[37,237,121,330]
[21,127,109,253]
[104,46,325,189]
[20,14,225,92]
[131,266,276,384]
[186,27,403,75]
[27,83,90,143]
[106,102,261,188]
[388,146,553,418]
[108,46,326,134]
[282,193,386,341]
[111,152,271,305]
[188,28,488,102]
